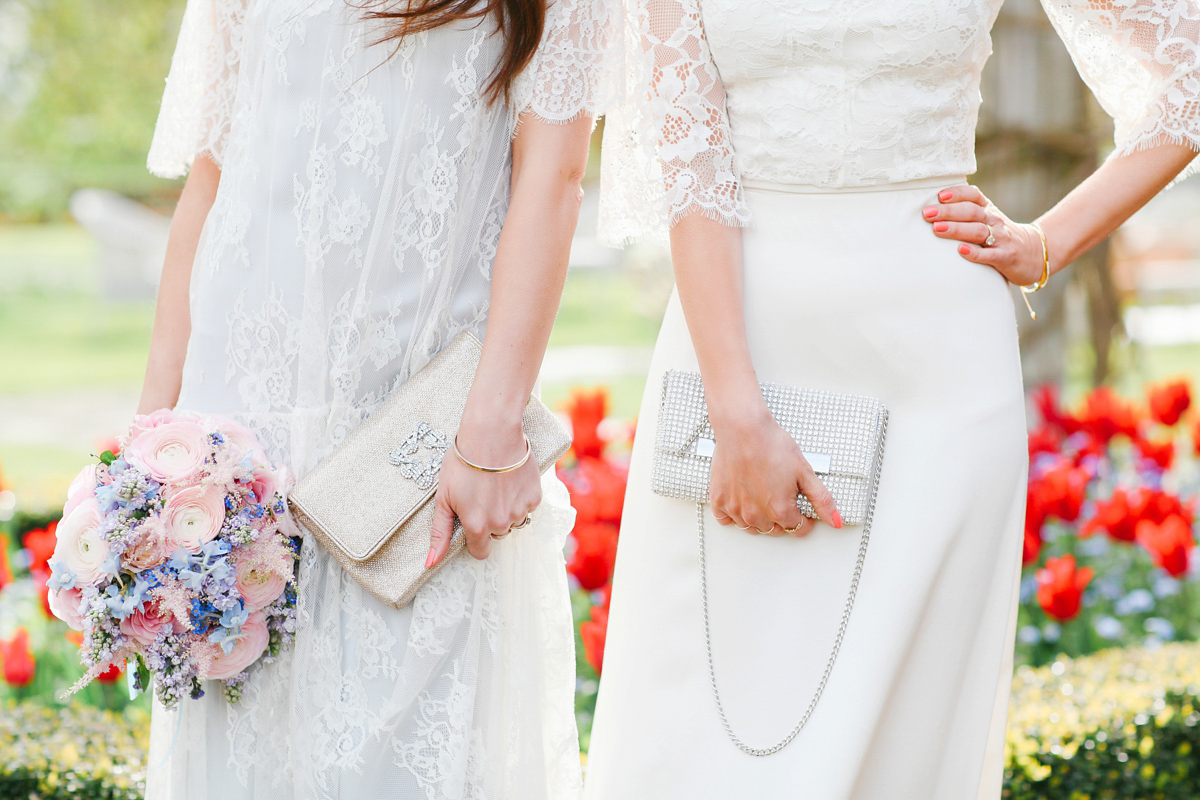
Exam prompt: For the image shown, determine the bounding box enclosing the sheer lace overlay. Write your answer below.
[598,0,1200,245]
[144,1,611,797]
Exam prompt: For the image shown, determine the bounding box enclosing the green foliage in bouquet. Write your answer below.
[0,700,148,800]
[1005,643,1200,798]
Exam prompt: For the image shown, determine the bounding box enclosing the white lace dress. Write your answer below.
[586,1,1200,798]
[141,1,614,798]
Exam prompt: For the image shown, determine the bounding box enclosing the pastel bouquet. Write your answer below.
[45,410,301,706]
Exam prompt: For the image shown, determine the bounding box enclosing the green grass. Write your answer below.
[549,269,665,349]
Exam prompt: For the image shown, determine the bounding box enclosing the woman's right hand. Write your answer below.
[709,406,843,536]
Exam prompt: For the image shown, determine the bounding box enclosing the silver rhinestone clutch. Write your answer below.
[652,370,887,525]
[288,332,571,609]
[652,370,889,757]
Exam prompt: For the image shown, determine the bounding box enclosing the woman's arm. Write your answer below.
[925,144,1198,288]
[668,217,842,537]
[136,155,221,415]
[427,114,594,566]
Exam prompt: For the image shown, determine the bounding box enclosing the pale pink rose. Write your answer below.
[48,587,85,631]
[123,521,171,571]
[119,603,172,647]
[163,485,227,553]
[63,464,98,518]
[205,611,270,680]
[124,419,210,484]
[248,465,280,507]
[53,498,109,585]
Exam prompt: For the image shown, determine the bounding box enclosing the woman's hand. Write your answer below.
[426,421,542,567]
[923,184,1046,286]
[709,406,843,537]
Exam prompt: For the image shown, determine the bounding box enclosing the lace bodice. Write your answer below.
[598,0,1200,244]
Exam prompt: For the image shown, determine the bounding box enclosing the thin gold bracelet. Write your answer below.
[452,433,532,474]
[1020,222,1050,320]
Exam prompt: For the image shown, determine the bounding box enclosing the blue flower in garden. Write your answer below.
[47,559,77,590]
[1114,589,1155,616]
[1144,617,1175,640]
[1042,622,1061,643]
[1094,615,1125,640]
[1017,626,1041,645]
[1154,575,1181,597]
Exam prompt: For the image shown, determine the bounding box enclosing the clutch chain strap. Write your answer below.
[695,415,887,757]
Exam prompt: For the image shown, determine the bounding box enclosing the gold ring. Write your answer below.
[491,529,511,540]
[984,227,997,247]
[512,514,532,530]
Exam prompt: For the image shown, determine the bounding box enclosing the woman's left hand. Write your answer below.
[923,184,1046,286]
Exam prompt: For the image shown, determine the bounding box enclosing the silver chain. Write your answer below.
[696,419,886,757]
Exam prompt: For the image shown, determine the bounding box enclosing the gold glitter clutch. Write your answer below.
[288,332,571,608]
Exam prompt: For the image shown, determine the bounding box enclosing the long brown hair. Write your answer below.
[364,0,546,105]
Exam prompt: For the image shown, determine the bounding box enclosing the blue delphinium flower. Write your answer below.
[47,559,77,591]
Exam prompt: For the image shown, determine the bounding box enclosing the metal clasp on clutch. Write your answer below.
[692,437,833,474]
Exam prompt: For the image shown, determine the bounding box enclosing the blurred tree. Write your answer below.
[977,0,1121,387]
[0,0,183,220]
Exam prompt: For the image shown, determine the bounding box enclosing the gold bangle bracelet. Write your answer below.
[452,433,532,474]
[1019,222,1051,320]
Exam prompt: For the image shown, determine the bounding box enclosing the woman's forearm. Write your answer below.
[136,155,221,415]
[1038,143,1198,275]
[456,114,594,460]
[668,214,767,433]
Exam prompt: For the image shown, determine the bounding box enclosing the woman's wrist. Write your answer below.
[456,404,528,464]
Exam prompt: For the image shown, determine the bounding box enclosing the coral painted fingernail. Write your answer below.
[933,222,949,233]
[923,207,937,219]
[833,511,844,529]
[939,190,953,201]
[425,547,437,568]
[959,244,970,256]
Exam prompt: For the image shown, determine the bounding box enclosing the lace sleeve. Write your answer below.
[146,0,248,179]
[510,0,620,126]
[1042,0,1200,180]
[596,0,750,246]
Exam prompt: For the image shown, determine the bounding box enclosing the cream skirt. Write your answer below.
[584,178,1028,799]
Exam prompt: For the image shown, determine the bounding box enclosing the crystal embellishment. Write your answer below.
[388,422,450,491]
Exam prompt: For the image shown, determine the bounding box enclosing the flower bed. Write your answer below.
[1006,642,1200,798]
[0,700,148,799]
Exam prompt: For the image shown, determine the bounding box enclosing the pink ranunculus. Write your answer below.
[124,419,210,484]
[47,587,85,631]
[205,611,270,680]
[119,602,172,647]
[123,521,171,572]
[53,498,109,585]
[127,408,179,442]
[236,552,288,612]
[210,418,267,466]
[63,465,98,518]
[163,485,227,553]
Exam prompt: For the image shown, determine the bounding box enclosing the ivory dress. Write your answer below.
[586,1,1200,798]
[141,1,613,798]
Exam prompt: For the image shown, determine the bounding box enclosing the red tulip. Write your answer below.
[0,534,12,591]
[1035,555,1094,622]
[31,570,52,619]
[1022,523,1042,566]
[565,388,609,460]
[581,602,609,675]
[1077,387,1141,444]
[1135,436,1175,470]
[1027,425,1062,460]
[560,457,628,525]
[1083,487,1139,542]
[96,662,123,684]
[1148,380,1191,427]
[22,522,58,576]
[1131,487,1194,527]
[567,521,619,591]
[1192,418,1200,456]
[1028,458,1088,524]
[1033,385,1081,434]
[1136,514,1194,577]
[0,628,36,687]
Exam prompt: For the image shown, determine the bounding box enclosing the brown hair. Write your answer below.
[364,0,546,105]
